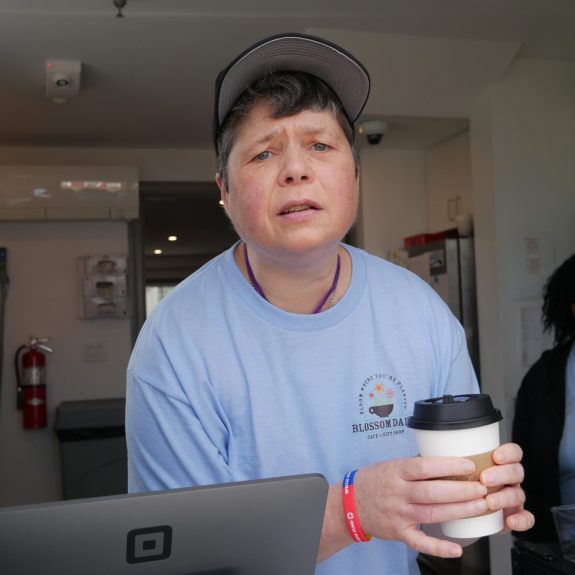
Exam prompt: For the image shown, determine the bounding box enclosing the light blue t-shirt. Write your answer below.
[126,243,479,575]
[559,342,575,504]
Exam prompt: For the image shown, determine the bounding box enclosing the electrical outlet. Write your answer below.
[84,341,107,363]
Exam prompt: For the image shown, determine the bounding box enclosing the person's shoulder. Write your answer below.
[531,340,574,377]
[517,344,567,393]
[146,248,231,320]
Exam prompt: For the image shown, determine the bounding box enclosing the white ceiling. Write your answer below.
[1,1,575,151]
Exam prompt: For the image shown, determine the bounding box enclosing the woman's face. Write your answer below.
[217,102,359,262]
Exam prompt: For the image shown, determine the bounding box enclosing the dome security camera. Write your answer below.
[358,120,388,145]
[46,60,82,103]
[53,75,71,88]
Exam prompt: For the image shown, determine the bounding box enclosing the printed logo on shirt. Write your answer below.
[353,373,408,440]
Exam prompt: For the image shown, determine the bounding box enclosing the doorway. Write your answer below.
[129,181,239,339]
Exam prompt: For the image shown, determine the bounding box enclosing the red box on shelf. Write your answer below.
[403,228,458,249]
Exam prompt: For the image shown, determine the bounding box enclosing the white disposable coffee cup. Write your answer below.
[407,394,503,539]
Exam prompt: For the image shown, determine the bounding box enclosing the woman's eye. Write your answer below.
[254,150,271,161]
[312,143,328,152]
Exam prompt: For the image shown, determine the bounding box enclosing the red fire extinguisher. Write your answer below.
[15,337,53,429]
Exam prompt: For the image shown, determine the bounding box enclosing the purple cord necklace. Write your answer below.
[243,243,341,314]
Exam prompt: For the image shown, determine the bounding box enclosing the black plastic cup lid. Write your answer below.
[406,394,502,431]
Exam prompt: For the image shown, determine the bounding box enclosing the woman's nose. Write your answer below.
[279,148,312,185]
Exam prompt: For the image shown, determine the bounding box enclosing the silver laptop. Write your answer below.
[0,473,328,575]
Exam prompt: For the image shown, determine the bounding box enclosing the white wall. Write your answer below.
[0,146,218,507]
[427,132,473,232]
[472,57,575,437]
[358,148,428,258]
[471,58,575,575]
[358,134,474,257]
[0,221,131,505]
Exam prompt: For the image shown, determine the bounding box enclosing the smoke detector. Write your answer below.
[46,60,82,104]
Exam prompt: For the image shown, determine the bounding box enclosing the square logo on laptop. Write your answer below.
[126,525,172,563]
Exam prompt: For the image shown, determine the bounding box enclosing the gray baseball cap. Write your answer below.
[213,32,371,153]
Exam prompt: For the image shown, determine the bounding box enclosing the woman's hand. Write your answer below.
[353,456,489,558]
[480,442,535,533]
[318,444,534,563]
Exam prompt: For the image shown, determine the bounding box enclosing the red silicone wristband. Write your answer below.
[342,470,372,543]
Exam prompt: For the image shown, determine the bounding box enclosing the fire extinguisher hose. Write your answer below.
[14,345,27,411]
[0,248,8,419]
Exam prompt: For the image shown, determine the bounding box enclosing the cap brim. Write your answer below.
[215,33,370,134]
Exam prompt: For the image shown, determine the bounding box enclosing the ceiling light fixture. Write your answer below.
[113,0,127,18]
[168,235,177,242]
[153,249,162,255]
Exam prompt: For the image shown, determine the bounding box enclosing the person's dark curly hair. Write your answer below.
[542,253,575,346]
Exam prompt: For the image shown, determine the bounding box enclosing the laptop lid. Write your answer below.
[0,473,328,575]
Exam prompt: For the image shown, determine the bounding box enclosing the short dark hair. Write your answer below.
[542,253,575,345]
[216,71,359,190]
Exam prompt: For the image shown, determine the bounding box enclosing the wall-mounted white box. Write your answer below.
[79,255,129,319]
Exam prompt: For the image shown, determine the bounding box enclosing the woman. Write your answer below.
[513,253,575,542]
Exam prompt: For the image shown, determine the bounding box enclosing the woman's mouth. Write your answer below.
[279,204,318,215]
